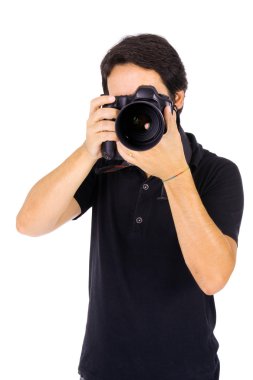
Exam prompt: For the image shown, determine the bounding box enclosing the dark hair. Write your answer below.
[100,33,188,105]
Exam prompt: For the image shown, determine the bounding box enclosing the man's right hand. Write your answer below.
[16,95,120,237]
[83,95,120,160]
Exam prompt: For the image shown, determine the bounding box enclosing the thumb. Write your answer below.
[164,105,177,133]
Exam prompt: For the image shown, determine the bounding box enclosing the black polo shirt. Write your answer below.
[73,131,244,380]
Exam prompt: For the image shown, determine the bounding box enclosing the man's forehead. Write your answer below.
[107,63,169,96]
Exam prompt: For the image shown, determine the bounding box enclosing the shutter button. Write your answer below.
[143,183,149,190]
[136,217,143,224]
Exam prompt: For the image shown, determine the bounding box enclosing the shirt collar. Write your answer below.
[185,132,204,170]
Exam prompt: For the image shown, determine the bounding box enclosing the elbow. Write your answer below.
[16,213,26,234]
[196,256,236,296]
[201,284,224,296]
[16,212,39,237]
[200,275,231,296]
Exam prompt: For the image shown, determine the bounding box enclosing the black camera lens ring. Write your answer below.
[115,100,166,151]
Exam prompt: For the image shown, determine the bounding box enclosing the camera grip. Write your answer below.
[101,141,116,160]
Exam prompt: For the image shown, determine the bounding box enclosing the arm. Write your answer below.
[16,94,119,237]
[16,144,97,237]
[116,105,243,295]
[163,168,236,295]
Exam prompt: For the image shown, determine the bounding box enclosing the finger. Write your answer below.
[92,107,119,123]
[94,120,116,133]
[164,105,177,133]
[116,141,130,161]
[89,95,115,115]
[116,141,136,162]
[99,131,119,143]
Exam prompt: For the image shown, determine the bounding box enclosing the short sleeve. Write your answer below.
[201,160,244,246]
[72,163,98,220]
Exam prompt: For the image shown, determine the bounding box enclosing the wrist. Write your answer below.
[162,165,190,183]
[81,142,98,164]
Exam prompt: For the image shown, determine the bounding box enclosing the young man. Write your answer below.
[16,34,244,380]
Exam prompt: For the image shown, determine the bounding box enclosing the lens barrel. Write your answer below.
[115,101,166,151]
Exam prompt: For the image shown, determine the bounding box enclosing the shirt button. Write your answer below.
[143,183,149,190]
[136,217,143,224]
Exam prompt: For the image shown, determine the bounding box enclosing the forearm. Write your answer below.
[16,144,97,235]
[164,169,234,295]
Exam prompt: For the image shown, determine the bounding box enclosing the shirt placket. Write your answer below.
[132,177,153,234]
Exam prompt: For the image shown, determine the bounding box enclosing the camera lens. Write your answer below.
[115,101,165,151]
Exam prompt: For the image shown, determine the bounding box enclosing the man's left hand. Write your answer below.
[116,105,188,180]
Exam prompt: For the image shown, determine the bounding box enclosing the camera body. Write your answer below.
[101,85,174,160]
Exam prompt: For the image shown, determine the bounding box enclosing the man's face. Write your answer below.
[107,63,170,97]
[107,63,184,110]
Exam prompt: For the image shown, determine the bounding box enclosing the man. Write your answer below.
[16,34,244,380]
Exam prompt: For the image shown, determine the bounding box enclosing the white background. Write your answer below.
[0,0,252,379]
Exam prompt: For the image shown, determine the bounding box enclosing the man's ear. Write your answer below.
[174,90,185,110]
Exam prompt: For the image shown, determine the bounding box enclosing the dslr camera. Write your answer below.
[101,85,175,160]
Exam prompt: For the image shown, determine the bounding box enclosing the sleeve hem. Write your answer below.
[220,229,238,246]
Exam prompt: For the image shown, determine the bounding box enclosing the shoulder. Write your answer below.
[187,131,240,177]
[194,148,243,196]
[200,148,241,177]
